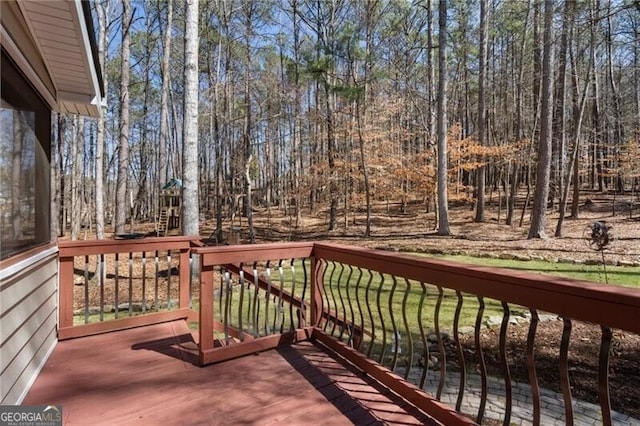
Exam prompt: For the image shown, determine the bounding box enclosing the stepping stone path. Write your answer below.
[398,368,640,425]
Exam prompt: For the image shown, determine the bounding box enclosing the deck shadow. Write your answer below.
[131,329,199,365]
[278,340,432,425]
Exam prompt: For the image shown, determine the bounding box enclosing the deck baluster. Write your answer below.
[264,261,272,335]
[300,260,308,327]
[526,308,541,426]
[166,251,172,309]
[84,255,90,324]
[418,282,430,389]
[453,290,466,411]
[99,254,105,321]
[354,267,365,351]
[223,269,231,344]
[560,317,574,425]
[334,262,345,338]
[128,252,133,315]
[114,253,119,319]
[251,262,260,337]
[238,264,245,340]
[435,286,446,401]
[324,261,337,333]
[276,260,285,334]
[344,265,356,345]
[289,260,296,331]
[364,272,376,358]
[499,301,512,426]
[475,296,488,423]
[599,326,613,426]
[154,251,159,311]
[389,276,399,371]
[141,252,146,313]
[401,278,413,381]
[375,272,387,365]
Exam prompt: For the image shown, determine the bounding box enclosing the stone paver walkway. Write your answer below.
[401,369,640,425]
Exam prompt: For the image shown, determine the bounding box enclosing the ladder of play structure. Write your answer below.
[157,207,169,236]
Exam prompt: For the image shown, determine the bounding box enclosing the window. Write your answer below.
[1,50,51,260]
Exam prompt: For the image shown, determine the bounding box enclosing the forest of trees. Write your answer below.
[52,0,640,241]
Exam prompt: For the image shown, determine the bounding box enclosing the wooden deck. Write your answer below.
[24,322,435,425]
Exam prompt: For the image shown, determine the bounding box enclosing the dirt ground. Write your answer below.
[232,194,640,266]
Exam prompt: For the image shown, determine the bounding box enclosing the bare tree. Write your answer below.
[528,0,554,239]
[158,0,172,188]
[556,42,592,237]
[95,0,109,239]
[115,0,131,235]
[71,117,83,240]
[182,0,199,237]
[436,0,451,236]
[474,0,488,223]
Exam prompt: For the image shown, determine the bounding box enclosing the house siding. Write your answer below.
[0,248,58,404]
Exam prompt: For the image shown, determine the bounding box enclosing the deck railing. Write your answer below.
[311,243,640,426]
[193,242,316,364]
[58,239,640,425]
[195,242,640,426]
[58,236,198,340]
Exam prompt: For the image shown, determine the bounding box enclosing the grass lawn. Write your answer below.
[430,254,640,289]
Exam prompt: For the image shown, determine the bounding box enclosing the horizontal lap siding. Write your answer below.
[0,252,58,404]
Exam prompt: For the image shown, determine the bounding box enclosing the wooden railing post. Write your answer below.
[58,254,75,330]
[310,255,323,327]
[199,259,214,364]
[179,248,191,309]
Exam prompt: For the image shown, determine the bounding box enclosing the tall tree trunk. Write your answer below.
[95,0,108,239]
[54,115,66,236]
[291,0,301,228]
[158,0,172,188]
[182,0,199,237]
[552,0,571,207]
[71,117,83,240]
[51,117,60,239]
[437,0,451,236]
[242,3,255,243]
[528,0,554,239]
[507,0,532,226]
[115,0,131,235]
[591,2,604,192]
[136,11,153,222]
[326,82,338,231]
[606,4,624,193]
[556,44,591,236]
[474,0,488,222]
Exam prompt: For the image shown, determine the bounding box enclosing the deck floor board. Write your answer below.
[24,322,432,425]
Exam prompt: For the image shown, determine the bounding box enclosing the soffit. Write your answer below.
[17,0,102,117]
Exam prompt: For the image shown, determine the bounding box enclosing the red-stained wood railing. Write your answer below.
[195,242,640,426]
[312,243,640,334]
[193,242,316,365]
[58,236,199,340]
[310,243,640,426]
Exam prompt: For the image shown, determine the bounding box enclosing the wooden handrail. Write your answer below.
[197,243,315,364]
[193,241,314,265]
[58,236,197,339]
[58,235,198,256]
[312,242,640,334]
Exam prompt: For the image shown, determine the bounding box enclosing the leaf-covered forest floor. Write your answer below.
[239,192,640,267]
